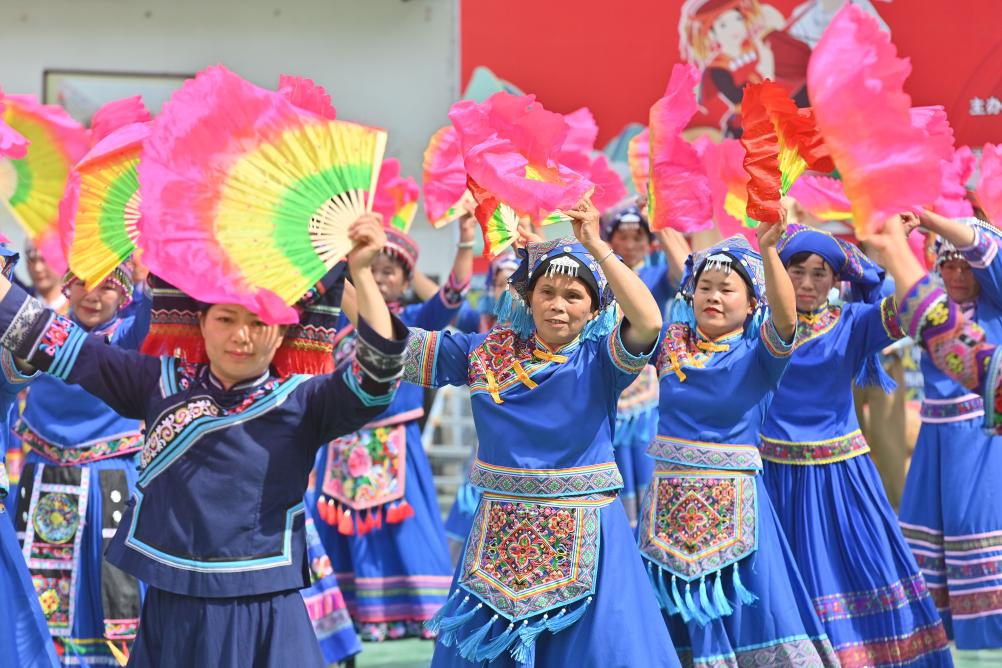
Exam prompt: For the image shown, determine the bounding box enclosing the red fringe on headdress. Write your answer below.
[272,342,334,377]
[140,323,208,364]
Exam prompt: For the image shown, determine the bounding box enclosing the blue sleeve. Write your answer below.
[110,283,152,351]
[453,303,482,334]
[601,318,659,393]
[754,318,795,386]
[641,264,677,315]
[961,227,1002,310]
[0,348,37,397]
[300,314,409,444]
[402,327,477,388]
[847,298,904,363]
[404,288,466,330]
[0,285,162,419]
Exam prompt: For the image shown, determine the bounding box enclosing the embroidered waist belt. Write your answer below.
[468,459,624,498]
[17,422,143,467]
[648,435,762,471]
[920,394,984,423]
[759,430,869,465]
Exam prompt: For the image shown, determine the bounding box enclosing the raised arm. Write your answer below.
[656,228,690,299]
[347,214,393,340]
[758,221,796,342]
[566,198,662,352]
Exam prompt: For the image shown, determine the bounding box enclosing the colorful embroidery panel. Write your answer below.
[467,328,563,401]
[654,324,731,382]
[918,394,984,423]
[760,318,795,358]
[834,622,949,668]
[638,467,758,581]
[468,459,624,498]
[759,430,870,465]
[403,327,440,388]
[459,495,601,621]
[606,320,650,374]
[880,296,904,340]
[680,636,839,668]
[812,573,931,622]
[647,436,762,471]
[17,422,142,466]
[321,424,406,512]
[959,226,998,269]
[794,305,841,349]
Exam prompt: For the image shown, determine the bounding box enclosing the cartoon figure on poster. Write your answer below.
[679,0,888,137]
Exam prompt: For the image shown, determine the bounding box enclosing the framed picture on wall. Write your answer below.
[42,69,192,124]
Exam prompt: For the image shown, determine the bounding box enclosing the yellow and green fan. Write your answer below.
[137,66,387,324]
[61,122,147,290]
[0,94,89,273]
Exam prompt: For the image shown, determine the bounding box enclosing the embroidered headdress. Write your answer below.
[669,235,766,335]
[933,216,1001,268]
[381,227,419,277]
[494,236,616,340]
[600,199,652,242]
[61,258,136,309]
[777,224,885,304]
[141,263,347,377]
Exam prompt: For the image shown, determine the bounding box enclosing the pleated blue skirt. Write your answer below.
[900,418,1002,650]
[763,454,952,667]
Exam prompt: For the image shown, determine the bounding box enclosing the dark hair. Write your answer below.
[377,250,412,278]
[785,251,833,275]
[694,256,755,302]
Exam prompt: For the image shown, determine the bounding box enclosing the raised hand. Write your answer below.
[346,213,386,273]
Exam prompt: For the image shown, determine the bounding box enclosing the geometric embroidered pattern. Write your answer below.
[468,459,624,498]
[647,436,762,471]
[607,321,649,374]
[683,635,840,668]
[321,424,406,511]
[638,469,757,581]
[834,621,949,668]
[403,328,440,388]
[812,573,931,622]
[759,430,870,465]
[467,328,574,400]
[918,394,984,422]
[460,496,600,621]
[794,305,841,349]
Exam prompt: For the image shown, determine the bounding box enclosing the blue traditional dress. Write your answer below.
[9,266,148,667]
[760,225,951,667]
[0,246,60,668]
[638,237,839,666]
[899,219,1002,650]
[311,229,462,640]
[0,278,409,668]
[415,237,680,667]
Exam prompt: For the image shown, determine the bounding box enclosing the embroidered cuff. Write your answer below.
[958,227,998,269]
[607,319,655,374]
[0,348,38,389]
[760,318,795,358]
[353,314,407,384]
[403,327,440,387]
[439,271,471,308]
[0,284,88,379]
[898,275,946,340]
[880,296,905,340]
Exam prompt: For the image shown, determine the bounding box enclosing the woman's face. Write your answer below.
[609,226,651,269]
[371,254,409,303]
[787,254,835,312]
[27,252,59,294]
[940,259,980,303]
[692,268,753,339]
[68,280,125,329]
[491,267,515,296]
[199,304,285,388]
[711,9,750,54]
[530,274,595,348]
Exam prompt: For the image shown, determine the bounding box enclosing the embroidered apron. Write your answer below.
[321,423,407,519]
[638,437,761,622]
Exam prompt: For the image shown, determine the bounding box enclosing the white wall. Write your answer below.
[0,0,460,273]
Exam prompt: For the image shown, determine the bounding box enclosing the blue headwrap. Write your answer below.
[494,236,617,341]
[777,224,886,304]
[776,224,895,391]
[668,235,766,339]
[600,201,651,242]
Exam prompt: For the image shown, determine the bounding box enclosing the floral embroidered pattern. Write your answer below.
[17,422,142,466]
[654,324,726,382]
[460,496,600,621]
[794,306,841,349]
[880,296,904,340]
[647,436,762,471]
[919,395,984,422]
[682,636,840,668]
[469,459,624,497]
[834,622,949,668]
[759,430,870,465]
[321,424,406,512]
[813,573,931,622]
[140,398,220,470]
[639,468,757,580]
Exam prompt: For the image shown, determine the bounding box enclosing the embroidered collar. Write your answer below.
[206,368,271,393]
[532,334,580,362]
[694,326,743,351]
[797,304,830,323]
[794,303,841,348]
